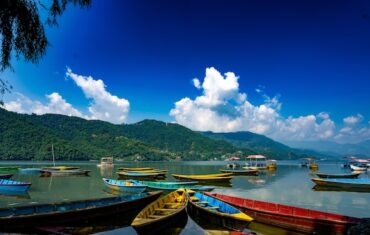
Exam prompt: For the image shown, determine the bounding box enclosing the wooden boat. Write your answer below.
[135,180,214,191]
[311,178,370,189]
[117,171,165,178]
[350,165,366,171]
[131,189,188,233]
[0,174,13,180]
[40,169,90,176]
[43,166,81,171]
[124,169,168,174]
[219,169,258,176]
[0,167,19,174]
[153,181,198,185]
[0,191,162,229]
[206,192,362,234]
[19,168,42,174]
[312,185,370,193]
[118,167,154,171]
[187,191,253,231]
[315,172,361,179]
[172,174,232,182]
[97,157,114,168]
[0,179,31,192]
[102,178,147,193]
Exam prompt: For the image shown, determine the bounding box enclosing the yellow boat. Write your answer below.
[172,174,233,182]
[118,167,154,171]
[131,189,188,232]
[43,166,80,171]
[121,169,168,173]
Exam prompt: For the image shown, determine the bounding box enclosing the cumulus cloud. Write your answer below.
[4,68,130,124]
[343,114,363,125]
[170,67,340,142]
[66,68,130,123]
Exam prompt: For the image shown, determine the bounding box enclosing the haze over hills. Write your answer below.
[0,108,340,161]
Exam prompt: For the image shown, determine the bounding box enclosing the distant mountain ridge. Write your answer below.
[0,108,328,161]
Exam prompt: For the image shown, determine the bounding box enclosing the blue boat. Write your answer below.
[187,191,253,231]
[117,171,164,178]
[312,178,370,189]
[19,168,42,174]
[103,178,147,193]
[0,179,31,192]
[0,174,13,180]
[133,180,214,191]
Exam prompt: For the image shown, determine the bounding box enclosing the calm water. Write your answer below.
[1,160,369,234]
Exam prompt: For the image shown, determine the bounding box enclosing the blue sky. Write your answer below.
[3,0,370,143]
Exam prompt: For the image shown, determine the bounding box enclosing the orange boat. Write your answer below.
[205,193,362,234]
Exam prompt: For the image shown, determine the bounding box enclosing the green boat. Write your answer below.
[0,167,19,174]
[133,180,215,191]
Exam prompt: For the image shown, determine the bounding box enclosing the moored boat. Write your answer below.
[134,180,214,191]
[219,169,258,176]
[103,178,147,193]
[40,169,90,176]
[97,157,114,168]
[19,168,42,174]
[349,165,367,171]
[43,166,81,171]
[172,174,232,182]
[131,189,188,233]
[0,191,162,229]
[118,167,154,171]
[315,172,361,179]
[117,171,165,178]
[0,179,31,192]
[206,192,362,234]
[243,155,268,170]
[311,178,370,189]
[187,191,253,231]
[266,159,277,170]
[0,174,13,180]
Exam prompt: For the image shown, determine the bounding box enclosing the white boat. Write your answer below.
[97,157,114,168]
[350,165,366,171]
[243,155,267,170]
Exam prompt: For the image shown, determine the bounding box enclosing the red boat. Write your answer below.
[205,192,362,234]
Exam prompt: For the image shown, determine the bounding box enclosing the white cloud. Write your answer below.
[66,68,130,123]
[343,114,363,125]
[5,92,83,117]
[170,67,339,142]
[192,78,201,89]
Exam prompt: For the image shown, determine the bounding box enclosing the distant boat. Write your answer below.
[300,157,318,170]
[219,169,258,175]
[102,178,147,193]
[118,167,154,171]
[40,169,90,177]
[117,171,165,178]
[206,192,362,234]
[243,155,268,170]
[0,174,13,180]
[0,179,31,192]
[97,157,114,168]
[312,178,370,189]
[172,173,232,182]
[315,172,361,179]
[19,168,42,174]
[187,191,253,231]
[134,180,214,191]
[349,165,366,171]
[0,191,162,229]
[131,189,188,233]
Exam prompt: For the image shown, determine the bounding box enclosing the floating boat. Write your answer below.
[172,174,232,182]
[40,169,90,176]
[131,189,188,233]
[315,172,361,179]
[102,178,147,193]
[0,191,162,229]
[187,191,253,231]
[0,167,19,174]
[219,169,258,176]
[243,155,268,170]
[134,180,214,191]
[0,174,13,180]
[350,165,367,171]
[0,179,31,192]
[125,169,168,174]
[118,167,154,171]
[266,159,277,170]
[205,192,362,234]
[117,171,165,178]
[153,181,198,185]
[97,157,114,168]
[43,166,81,171]
[312,185,370,193]
[19,168,42,174]
[311,178,370,189]
[300,158,319,170]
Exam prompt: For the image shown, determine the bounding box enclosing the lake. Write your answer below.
[1,160,369,234]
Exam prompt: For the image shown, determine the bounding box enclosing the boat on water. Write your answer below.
[315,172,361,179]
[40,169,90,176]
[103,178,147,193]
[312,185,370,193]
[350,164,367,171]
[266,159,277,170]
[43,166,81,171]
[118,167,154,171]
[134,180,214,191]
[300,157,319,170]
[0,174,13,180]
[0,191,162,230]
[205,192,362,234]
[172,174,233,182]
[0,167,19,174]
[187,191,253,231]
[19,168,42,174]
[243,155,268,170]
[0,179,31,192]
[311,178,370,189]
[131,189,188,233]
[117,171,165,178]
[97,157,114,168]
[219,169,258,175]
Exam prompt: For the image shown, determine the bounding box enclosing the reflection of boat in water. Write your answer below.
[315,172,360,179]
[206,192,362,235]
[0,191,162,230]
[40,169,90,177]
[247,178,266,185]
[0,189,30,199]
[97,157,114,168]
[311,178,370,189]
[312,185,370,193]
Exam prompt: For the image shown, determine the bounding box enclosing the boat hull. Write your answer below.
[220,169,258,176]
[315,173,360,179]
[0,174,13,180]
[312,178,370,189]
[135,180,214,191]
[206,193,361,235]
[19,168,42,174]
[0,191,162,229]
[103,178,146,193]
[0,179,31,192]
[172,174,232,182]
[40,169,90,176]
